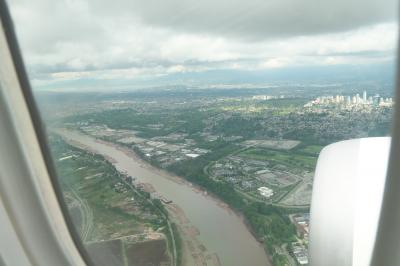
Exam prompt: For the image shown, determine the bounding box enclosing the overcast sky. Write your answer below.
[8,0,399,89]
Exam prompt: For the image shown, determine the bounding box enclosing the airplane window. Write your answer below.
[7,0,398,265]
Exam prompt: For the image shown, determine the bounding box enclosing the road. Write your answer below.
[69,187,94,242]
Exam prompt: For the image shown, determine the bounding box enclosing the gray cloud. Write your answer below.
[7,0,399,89]
[91,0,398,40]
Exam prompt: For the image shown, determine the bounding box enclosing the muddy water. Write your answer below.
[58,130,270,266]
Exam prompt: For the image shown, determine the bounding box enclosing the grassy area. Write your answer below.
[239,148,318,171]
[171,223,182,266]
[296,145,324,156]
[50,135,167,241]
[64,107,216,139]
[273,254,291,266]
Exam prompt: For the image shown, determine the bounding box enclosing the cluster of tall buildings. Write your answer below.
[305,91,394,107]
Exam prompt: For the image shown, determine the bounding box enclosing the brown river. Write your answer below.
[58,129,270,266]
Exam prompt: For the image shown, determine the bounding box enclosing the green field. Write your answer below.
[50,135,167,241]
[296,145,324,156]
[239,148,318,171]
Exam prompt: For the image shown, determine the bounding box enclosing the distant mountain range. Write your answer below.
[34,61,396,92]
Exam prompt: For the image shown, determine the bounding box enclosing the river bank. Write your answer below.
[56,128,271,266]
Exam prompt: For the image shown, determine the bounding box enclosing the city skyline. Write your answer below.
[305,90,394,107]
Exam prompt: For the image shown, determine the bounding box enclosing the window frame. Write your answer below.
[0,0,93,265]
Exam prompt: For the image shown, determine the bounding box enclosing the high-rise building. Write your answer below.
[373,95,380,105]
[363,91,367,103]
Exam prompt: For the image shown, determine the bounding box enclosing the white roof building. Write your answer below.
[258,186,274,198]
[185,153,200,158]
